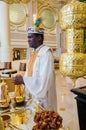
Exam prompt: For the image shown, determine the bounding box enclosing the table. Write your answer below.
[0,67,5,70]
[2,69,17,77]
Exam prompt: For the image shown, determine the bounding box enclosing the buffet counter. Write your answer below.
[0,77,63,130]
[0,97,42,130]
[0,94,62,130]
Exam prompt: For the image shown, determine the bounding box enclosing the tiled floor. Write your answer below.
[55,70,80,130]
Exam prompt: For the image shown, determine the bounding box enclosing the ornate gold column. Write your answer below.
[0,1,12,62]
[59,0,86,86]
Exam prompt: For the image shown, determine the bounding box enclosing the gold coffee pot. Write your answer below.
[14,84,26,103]
[0,80,10,108]
[0,115,5,130]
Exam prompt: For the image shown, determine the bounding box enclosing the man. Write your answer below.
[14,27,57,111]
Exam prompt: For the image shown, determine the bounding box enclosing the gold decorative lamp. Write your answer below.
[59,0,86,86]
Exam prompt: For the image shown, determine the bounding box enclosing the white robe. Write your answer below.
[23,45,57,111]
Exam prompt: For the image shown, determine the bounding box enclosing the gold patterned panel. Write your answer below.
[9,4,26,27]
[60,0,86,29]
[66,28,84,52]
[38,7,58,30]
[60,53,86,79]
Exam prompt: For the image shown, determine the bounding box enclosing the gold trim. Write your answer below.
[3,0,30,4]
[11,39,27,42]
[38,6,58,30]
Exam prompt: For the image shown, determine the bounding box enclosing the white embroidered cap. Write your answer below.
[28,27,44,34]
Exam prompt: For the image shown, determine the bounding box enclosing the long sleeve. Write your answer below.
[23,50,54,99]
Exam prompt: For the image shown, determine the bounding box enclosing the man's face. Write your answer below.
[28,33,38,49]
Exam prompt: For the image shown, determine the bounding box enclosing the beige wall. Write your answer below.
[9,0,66,60]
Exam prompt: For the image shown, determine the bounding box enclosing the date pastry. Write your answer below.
[32,110,63,130]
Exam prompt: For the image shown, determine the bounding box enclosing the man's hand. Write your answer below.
[13,74,24,85]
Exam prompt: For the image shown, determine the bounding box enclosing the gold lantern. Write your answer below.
[59,0,86,86]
